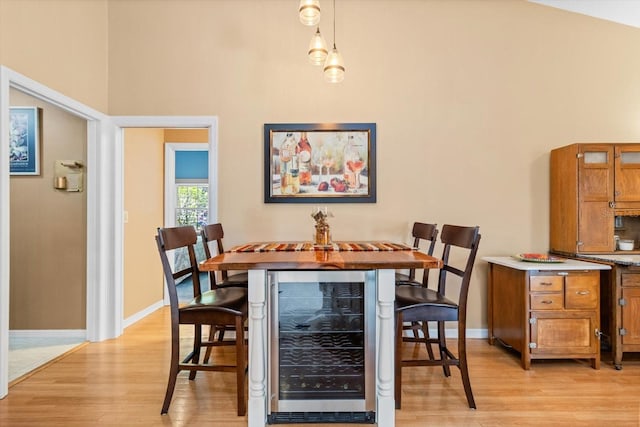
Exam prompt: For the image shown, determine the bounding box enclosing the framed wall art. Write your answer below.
[264,123,376,203]
[9,107,42,175]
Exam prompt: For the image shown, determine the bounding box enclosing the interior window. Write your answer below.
[176,183,208,230]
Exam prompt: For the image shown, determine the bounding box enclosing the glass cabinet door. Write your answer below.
[615,145,640,202]
[578,145,614,252]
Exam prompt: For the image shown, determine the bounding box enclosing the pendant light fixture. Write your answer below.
[323,0,345,83]
[308,27,328,65]
[299,0,321,26]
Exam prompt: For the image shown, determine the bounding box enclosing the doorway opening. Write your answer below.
[7,88,89,384]
[0,66,109,398]
[112,119,218,328]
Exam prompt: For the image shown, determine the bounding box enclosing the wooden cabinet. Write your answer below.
[550,143,640,254]
[609,264,640,369]
[614,145,640,204]
[621,284,640,344]
[550,142,640,369]
[559,256,640,370]
[529,272,599,364]
[485,257,608,370]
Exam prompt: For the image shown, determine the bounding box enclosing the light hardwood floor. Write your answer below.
[1,307,639,426]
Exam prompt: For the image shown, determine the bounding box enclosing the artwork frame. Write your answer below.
[9,107,42,175]
[264,123,376,203]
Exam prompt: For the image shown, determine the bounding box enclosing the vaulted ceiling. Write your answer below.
[531,0,640,28]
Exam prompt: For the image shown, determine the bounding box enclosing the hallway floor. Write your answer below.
[9,335,86,384]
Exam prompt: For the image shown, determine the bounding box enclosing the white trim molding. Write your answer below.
[0,77,220,400]
[111,115,219,226]
[0,66,10,399]
[123,301,164,329]
[9,329,86,340]
[111,117,218,311]
[402,328,489,340]
[0,66,114,400]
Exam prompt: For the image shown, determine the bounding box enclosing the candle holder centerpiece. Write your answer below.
[311,207,332,246]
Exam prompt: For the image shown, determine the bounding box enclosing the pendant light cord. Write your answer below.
[332,0,336,49]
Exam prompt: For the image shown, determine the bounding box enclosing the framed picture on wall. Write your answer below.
[264,123,377,203]
[10,106,42,175]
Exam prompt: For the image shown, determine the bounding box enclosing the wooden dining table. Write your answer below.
[200,241,442,427]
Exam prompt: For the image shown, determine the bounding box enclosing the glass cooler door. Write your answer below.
[269,270,375,417]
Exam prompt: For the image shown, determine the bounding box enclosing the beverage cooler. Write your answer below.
[267,271,376,424]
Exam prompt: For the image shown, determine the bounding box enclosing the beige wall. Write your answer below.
[9,89,87,329]
[164,129,208,143]
[106,0,640,329]
[3,1,640,330]
[123,129,208,319]
[123,129,164,318]
[0,0,109,112]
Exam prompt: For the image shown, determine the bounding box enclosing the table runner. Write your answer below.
[229,241,414,252]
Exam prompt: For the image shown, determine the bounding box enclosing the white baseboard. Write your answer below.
[122,305,490,338]
[9,300,165,340]
[404,327,488,340]
[465,328,488,339]
[123,300,164,329]
[9,329,86,340]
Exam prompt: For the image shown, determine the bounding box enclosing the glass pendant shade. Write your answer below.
[299,0,321,26]
[323,45,345,83]
[308,27,328,65]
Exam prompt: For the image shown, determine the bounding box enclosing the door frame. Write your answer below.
[164,142,211,305]
[164,142,211,230]
[111,117,219,311]
[0,67,219,398]
[111,117,219,224]
[0,66,113,398]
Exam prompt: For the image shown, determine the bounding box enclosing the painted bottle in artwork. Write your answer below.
[279,133,296,194]
[289,154,300,194]
[343,134,366,191]
[297,131,312,186]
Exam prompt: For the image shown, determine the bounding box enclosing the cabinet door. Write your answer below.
[578,145,614,252]
[615,145,640,202]
[578,202,614,252]
[621,287,640,346]
[530,311,599,355]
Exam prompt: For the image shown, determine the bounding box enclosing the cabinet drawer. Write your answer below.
[530,275,563,292]
[530,294,563,310]
[622,273,640,287]
[565,276,599,309]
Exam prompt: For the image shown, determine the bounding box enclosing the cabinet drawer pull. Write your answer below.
[541,300,553,304]
[539,282,554,286]
[576,290,590,295]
